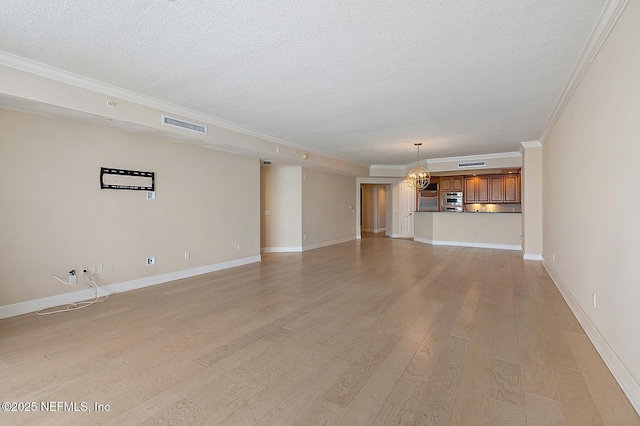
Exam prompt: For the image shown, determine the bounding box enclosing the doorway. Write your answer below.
[360,184,389,238]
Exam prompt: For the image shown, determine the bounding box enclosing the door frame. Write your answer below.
[356,178,402,239]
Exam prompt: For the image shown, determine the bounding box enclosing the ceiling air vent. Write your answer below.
[161,115,207,135]
[458,161,486,169]
[261,160,273,165]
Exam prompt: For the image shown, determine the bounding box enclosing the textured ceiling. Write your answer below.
[0,0,606,166]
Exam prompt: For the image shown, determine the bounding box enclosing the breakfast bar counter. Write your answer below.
[413,211,522,251]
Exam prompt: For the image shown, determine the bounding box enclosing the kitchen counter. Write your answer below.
[418,211,520,214]
[413,211,522,250]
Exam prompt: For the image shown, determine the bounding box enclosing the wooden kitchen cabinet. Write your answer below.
[476,177,489,202]
[453,176,464,191]
[503,174,520,203]
[440,176,464,192]
[464,176,489,203]
[441,177,451,191]
[465,174,520,204]
[464,178,476,203]
[489,176,504,203]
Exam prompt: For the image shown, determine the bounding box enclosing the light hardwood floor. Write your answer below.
[1,237,638,425]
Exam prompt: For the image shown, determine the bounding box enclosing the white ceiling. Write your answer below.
[0,0,606,166]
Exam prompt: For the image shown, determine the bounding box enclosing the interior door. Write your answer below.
[400,183,415,238]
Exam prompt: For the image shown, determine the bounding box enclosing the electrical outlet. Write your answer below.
[91,264,103,274]
[593,293,597,308]
[146,256,155,266]
[552,253,555,261]
[68,269,77,285]
[237,244,241,251]
[184,251,190,260]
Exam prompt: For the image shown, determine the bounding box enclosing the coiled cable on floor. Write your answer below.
[37,270,108,316]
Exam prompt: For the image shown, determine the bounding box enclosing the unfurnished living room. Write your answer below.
[1,1,639,425]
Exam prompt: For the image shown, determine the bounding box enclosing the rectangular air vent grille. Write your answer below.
[161,115,207,135]
[458,161,487,169]
[261,160,273,165]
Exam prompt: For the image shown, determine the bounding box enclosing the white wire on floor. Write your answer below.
[37,270,109,316]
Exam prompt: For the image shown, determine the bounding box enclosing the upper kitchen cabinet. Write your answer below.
[489,176,504,203]
[440,176,464,192]
[465,176,489,203]
[503,174,521,203]
[465,174,519,204]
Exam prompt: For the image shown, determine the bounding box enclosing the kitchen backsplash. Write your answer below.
[464,203,522,213]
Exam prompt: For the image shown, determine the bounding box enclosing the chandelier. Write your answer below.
[405,143,430,190]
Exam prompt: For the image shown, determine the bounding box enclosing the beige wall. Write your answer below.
[426,153,522,173]
[0,109,260,307]
[522,144,543,259]
[260,166,302,250]
[361,185,375,232]
[302,168,356,248]
[378,186,387,231]
[0,65,370,178]
[542,0,640,406]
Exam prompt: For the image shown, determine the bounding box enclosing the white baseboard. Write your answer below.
[0,255,262,319]
[262,236,357,253]
[302,236,356,252]
[261,246,303,253]
[523,253,543,260]
[363,228,386,234]
[542,258,640,414]
[413,237,521,251]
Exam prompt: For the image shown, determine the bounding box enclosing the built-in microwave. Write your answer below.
[441,191,463,207]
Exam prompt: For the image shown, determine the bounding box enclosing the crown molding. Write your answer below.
[369,164,406,170]
[0,50,366,168]
[539,0,629,144]
[520,141,542,148]
[520,141,541,155]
